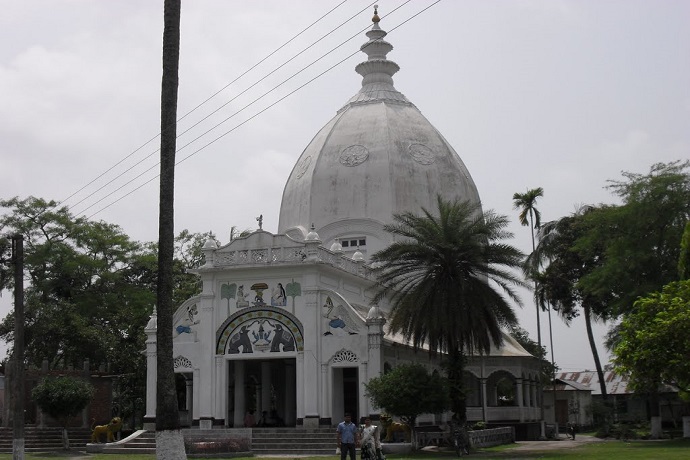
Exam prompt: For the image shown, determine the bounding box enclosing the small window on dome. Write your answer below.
[339,237,366,249]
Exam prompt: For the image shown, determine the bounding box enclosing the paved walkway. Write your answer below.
[509,434,605,452]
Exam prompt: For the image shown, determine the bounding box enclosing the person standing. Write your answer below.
[360,417,383,460]
[337,413,359,460]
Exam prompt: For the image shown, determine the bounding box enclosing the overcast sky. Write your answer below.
[1,0,688,372]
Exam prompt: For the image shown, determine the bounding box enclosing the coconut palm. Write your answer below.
[371,196,526,422]
[512,187,544,347]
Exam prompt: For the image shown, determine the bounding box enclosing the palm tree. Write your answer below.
[156,1,186,458]
[512,188,544,348]
[372,197,526,423]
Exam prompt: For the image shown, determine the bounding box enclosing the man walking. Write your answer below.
[337,413,359,460]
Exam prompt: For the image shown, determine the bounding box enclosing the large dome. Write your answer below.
[278,13,480,257]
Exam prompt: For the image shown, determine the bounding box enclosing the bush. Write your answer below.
[32,376,94,426]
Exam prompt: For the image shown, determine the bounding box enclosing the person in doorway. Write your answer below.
[337,413,359,460]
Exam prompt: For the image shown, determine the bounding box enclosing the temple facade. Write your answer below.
[144,10,543,437]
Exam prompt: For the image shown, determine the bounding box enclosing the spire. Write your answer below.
[356,6,399,87]
[341,5,410,109]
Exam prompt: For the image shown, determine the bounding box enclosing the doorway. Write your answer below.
[332,367,359,424]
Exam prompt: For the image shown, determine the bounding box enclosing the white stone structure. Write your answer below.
[145,10,542,435]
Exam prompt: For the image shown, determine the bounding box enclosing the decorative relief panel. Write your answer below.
[408,143,436,165]
[173,355,192,369]
[295,156,312,178]
[332,349,359,364]
[339,145,369,167]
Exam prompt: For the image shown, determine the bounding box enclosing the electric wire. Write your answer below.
[59,0,352,209]
[70,1,379,216]
[83,1,441,219]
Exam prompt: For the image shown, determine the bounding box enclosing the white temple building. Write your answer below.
[145,10,543,439]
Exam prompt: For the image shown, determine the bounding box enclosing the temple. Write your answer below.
[144,8,543,439]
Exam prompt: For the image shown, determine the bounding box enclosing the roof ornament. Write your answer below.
[372,5,380,24]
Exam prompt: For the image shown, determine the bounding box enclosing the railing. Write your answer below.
[416,426,515,449]
[469,427,515,448]
[211,244,374,280]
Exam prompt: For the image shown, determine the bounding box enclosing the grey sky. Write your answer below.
[1,0,688,371]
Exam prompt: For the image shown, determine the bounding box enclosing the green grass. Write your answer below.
[1,439,688,460]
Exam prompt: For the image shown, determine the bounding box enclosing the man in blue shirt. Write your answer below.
[336,413,359,460]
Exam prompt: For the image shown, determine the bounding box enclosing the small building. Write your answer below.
[549,371,690,427]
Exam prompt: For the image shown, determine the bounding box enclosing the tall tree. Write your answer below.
[372,197,525,423]
[529,208,611,401]
[156,0,186,458]
[512,188,544,350]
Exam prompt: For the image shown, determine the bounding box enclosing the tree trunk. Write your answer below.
[61,427,69,450]
[584,304,607,401]
[12,235,25,460]
[447,350,467,424]
[156,1,186,459]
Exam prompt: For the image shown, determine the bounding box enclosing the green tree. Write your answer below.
[529,208,612,401]
[0,196,153,371]
[0,196,210,432]
[31,376,94,449]
[372,197,525,423]
[365,363,449,447]
[578,161,690,316]
[613,280,690,401]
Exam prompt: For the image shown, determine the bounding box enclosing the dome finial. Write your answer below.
[372,5,380,23]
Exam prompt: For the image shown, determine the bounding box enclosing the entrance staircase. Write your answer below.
[0,427,91,452]
[0,426,337,455]
[251,427,337,455]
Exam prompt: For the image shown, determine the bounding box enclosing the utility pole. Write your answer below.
[11,235,25,460]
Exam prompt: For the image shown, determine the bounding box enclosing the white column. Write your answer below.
[233,361,245,427]
[302,287,320,425]
[144,309,158,430]
[320,363,330,423]
[360,362,368,421]
[215,357,226,424]
[296,353,305,422]
[193,368,200,422]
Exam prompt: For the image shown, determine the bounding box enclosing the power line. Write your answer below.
[83,1,440,219]
[59,0,354,210]
[70,1,378,216]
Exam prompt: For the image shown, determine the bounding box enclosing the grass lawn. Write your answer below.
[0,439,688,459]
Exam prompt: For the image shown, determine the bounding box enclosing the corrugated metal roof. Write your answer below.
[555,371,677,395]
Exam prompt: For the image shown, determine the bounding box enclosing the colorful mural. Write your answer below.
[216,306,304,354]
[175,303,200,336]
[223,281,299,309]
[322,296,359,336]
